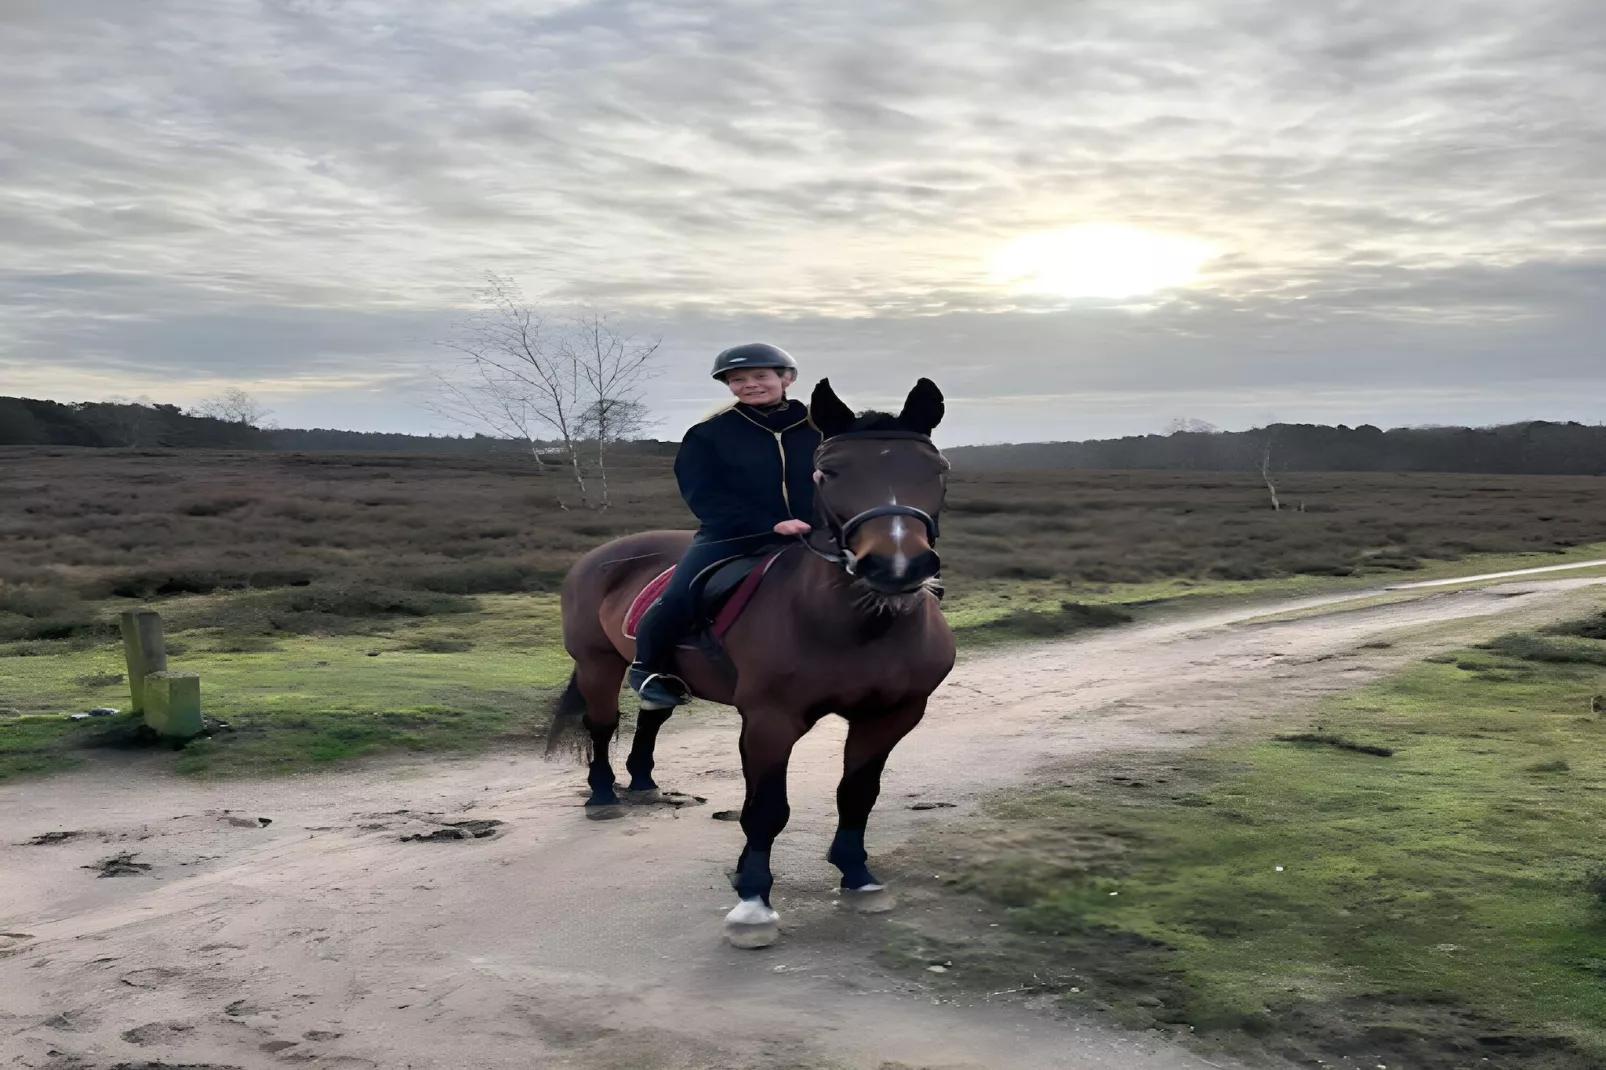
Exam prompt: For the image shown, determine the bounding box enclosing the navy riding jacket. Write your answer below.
[674,401,822,540]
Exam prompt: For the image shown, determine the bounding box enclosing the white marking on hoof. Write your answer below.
[724,896,780,948]
[585,804,625,821]
[839,884,896,913]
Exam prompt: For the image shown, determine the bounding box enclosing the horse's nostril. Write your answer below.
[859,550,940,591]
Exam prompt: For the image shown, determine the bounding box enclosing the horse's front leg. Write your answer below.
[830,699,928,913]
[725,707,809,949]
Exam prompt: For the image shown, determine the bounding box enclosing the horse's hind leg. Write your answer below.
[576,653,628,819]
[830,700,928,913]
[624,708,673,793]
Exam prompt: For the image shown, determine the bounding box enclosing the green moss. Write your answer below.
[907,638,1606,1066]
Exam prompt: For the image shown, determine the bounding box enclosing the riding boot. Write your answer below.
[629,599,690,708]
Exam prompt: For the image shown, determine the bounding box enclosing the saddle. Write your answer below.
[623,550,784,645]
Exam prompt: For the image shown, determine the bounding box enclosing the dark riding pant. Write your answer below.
[632,532,778,672]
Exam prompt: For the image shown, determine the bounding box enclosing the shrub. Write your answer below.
[1482,632,1606,667]
[181,498,254,517]
[975,601,1133,639]
[406,637,475,653]
[1585,866,1606,908]
[408,564,565,595]
[281,584,474,618]
[0,584,99,641]
[1546,609,1606,641]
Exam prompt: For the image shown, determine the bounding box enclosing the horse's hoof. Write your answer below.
[620,787,662,805]
[585,804,625,821]
[724,897,780,949]
[839,884,896,913]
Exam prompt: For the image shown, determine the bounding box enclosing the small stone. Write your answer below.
[1136,995,1164,1008]
[926,965,948,973]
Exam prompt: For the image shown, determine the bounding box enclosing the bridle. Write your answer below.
[799,431,945,574]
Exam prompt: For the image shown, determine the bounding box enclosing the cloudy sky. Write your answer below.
[3,0,1603,444]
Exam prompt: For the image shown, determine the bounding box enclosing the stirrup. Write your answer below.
[628,665,689,708]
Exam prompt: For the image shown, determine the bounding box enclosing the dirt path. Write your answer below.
[4,576,1604,1070]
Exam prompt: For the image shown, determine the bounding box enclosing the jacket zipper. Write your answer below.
[774,431,792,517]
[734,406,806,521]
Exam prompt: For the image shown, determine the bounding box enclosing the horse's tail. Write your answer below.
[543,670,591,763]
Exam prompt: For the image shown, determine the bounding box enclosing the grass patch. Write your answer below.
[0,594,571,778]
[0,713,142,781]
[894,634,1606,1068]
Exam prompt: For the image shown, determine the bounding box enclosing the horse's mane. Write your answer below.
[846,411,905,433]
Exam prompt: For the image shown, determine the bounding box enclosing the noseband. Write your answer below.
[801,431,944,573]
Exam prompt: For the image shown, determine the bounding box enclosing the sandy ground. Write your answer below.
[4,575,1605,1070]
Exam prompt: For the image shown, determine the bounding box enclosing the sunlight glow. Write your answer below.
[987,223,1220,299]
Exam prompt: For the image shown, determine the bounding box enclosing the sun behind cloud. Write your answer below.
[987,223,1221,300]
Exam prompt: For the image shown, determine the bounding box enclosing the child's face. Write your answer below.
[724,368,790,407]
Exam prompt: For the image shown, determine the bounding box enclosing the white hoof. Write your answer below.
[839,883,896,913]
[724,896,780,949]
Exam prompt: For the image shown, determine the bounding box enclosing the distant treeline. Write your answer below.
[6,395,1603,475]
[947,421,1606,475]
[0,396,675,456]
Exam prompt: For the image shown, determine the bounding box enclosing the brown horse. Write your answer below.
[547,377,955,947]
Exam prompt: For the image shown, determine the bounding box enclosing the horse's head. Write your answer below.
[808,378,948,596]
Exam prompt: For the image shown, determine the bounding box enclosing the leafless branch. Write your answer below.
[190,387,274,429]
[428,275,663,509]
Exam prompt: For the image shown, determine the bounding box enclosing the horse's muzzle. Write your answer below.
[855,549,941,594]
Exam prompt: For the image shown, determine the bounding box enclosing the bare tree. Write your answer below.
[566,309,661,509]
[1260,429,1282,512]
[1164,417,1220,435]
[431,275,661,510]
[98,395,158,446]
[191,387,273,428]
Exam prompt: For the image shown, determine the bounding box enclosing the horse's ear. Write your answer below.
[810,378,856,439]
[898,378,945,436]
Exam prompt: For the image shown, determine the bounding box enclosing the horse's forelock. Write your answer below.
[844,411,905,434]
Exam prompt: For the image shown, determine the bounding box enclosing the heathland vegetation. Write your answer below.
[4,445,1606,779]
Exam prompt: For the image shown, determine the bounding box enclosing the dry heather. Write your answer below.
[2,448,1605,643]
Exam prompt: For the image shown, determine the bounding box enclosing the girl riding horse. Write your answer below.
[551,356,953,948]
[627,343,819,708]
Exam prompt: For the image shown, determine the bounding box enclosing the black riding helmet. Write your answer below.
[711,342,798,381]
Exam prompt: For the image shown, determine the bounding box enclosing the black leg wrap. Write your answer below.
[732,848,773,905]
[582,715,618,806]
[828,827,876,890]
[625,708,673,791]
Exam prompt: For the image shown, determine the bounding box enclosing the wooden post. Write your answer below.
[144,672,203,739]
[119,609,168,715]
